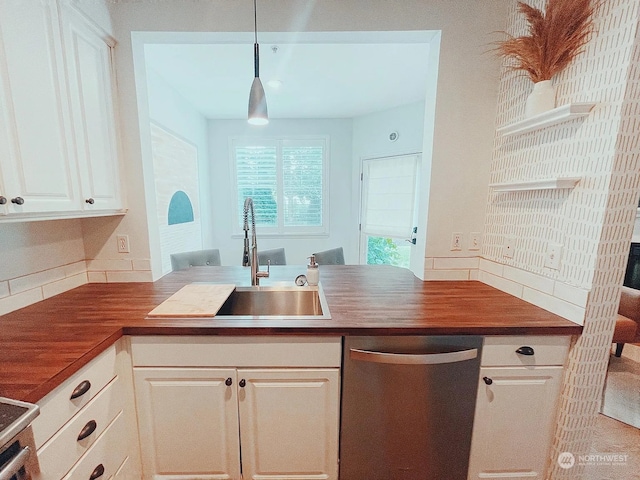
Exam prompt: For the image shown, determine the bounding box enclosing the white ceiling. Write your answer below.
[143,32,434,120]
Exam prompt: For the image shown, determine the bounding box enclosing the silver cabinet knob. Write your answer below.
[11,196,24,205]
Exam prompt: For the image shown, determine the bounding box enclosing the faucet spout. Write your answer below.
[242,198,269,285]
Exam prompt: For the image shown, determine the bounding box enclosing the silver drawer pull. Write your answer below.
[0,446,30,480]
[350,348,478,365]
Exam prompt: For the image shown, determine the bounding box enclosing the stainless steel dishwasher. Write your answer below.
[339,336,482,480]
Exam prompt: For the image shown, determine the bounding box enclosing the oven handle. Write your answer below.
[350,347,478,365]
[0,445,30,480]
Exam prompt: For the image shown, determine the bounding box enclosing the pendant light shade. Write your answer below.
[248,0,268,125]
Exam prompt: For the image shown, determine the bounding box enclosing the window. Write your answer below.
[360,154,420,267]
[232,137,328,235]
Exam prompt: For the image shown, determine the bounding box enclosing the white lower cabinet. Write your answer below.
[467,336,570,480]
[134,367,241,479]
[239,369,339,479]
[32,339,141,480]
[130,336,341,480]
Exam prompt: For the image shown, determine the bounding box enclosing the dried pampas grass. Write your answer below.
[496,0,600,83]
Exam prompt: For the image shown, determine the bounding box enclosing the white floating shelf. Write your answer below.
[497,103,596,137]
[489,177,581,192]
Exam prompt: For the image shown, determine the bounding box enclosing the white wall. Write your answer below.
[107,0,508,280]
[0,0,114,314]
[352,101,426,263]
[482,0,640,476]
[208,118,353,266]
[0,220,87,315]
[146,69,209,274]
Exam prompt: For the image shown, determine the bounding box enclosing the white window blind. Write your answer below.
[232,137,327,235]
[361,154,419,238]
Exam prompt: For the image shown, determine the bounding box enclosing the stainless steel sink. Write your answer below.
[216,285,331,320]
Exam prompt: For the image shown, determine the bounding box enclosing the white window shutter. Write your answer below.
[361,154,418,238]
[235,145,278,226]
[232,137,328,235]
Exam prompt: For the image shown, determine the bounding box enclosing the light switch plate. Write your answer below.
[469,232,481,251]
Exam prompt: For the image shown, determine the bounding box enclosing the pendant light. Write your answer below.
[248,0,268,125]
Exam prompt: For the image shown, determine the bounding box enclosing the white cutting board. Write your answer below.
[147,283,236,317]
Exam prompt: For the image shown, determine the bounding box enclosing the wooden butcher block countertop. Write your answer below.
[0,265,582,403]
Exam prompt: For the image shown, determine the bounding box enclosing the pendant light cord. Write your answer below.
[254,0,258,44]
[253,0,259,78]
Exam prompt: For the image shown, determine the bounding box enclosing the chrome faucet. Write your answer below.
[242,197,269,285]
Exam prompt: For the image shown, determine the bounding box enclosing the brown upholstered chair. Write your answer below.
[613,286,640,357]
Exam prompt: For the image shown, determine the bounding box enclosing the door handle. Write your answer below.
[350,347,478,365]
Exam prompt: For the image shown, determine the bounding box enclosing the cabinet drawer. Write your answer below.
[130,336,342,367]
[36,377,123,480]
[111,455,134,479]
[32,346,117,448]
[62,410,128,480]
[481,336,570,366]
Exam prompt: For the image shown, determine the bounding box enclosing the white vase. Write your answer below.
[525,80,556,118]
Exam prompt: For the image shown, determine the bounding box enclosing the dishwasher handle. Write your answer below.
[350,347,478,365]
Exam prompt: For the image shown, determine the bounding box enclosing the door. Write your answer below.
[60,5,123,211]
[133,367,241,479]
[0,0,80,214]
[238,368,340,480]
[359,154,420,267]
[467,366,564,479]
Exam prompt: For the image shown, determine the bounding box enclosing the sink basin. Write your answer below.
[216,285,331,320]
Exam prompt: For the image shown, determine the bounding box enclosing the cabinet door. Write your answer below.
[133,368,241,480]
[467,366,564,480]
[238,368,340,480]
[0,0,80,214]
[60,5,123,211]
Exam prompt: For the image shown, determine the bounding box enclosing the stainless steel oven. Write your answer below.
[0,398,39,480]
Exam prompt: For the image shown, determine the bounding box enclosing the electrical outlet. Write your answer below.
[503,236,515,258]
[544,243,563,270]
[451,232,463,251]
[117,235,130,253]
[469,232,481,251]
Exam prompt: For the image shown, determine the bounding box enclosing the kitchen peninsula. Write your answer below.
[0,265,581,403]
[0,265,582,479]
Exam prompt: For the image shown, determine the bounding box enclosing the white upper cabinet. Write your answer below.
[60,3,123,212]
[0,0,124,220]
[0,0,80,214]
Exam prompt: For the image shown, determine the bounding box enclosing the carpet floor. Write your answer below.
[583,414,640,480]
[601,353,640,428]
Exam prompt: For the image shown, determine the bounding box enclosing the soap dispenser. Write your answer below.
[307,255,319,286]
